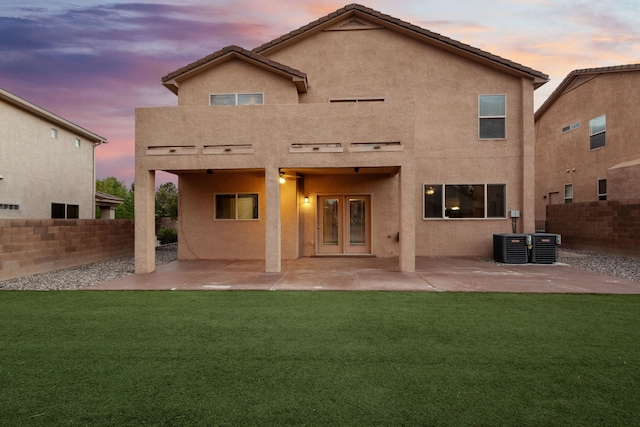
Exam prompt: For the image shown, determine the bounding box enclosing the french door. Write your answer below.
[318,195,371,255]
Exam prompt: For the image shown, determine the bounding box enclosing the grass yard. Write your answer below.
[1,291,639,426]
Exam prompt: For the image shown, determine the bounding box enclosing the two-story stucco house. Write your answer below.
[135,4,548,274]
[0,87,107,219]
[535,64,640,222]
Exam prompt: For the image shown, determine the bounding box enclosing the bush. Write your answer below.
[157,227,178,245]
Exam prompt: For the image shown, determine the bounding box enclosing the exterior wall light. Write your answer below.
[304,196,309,204]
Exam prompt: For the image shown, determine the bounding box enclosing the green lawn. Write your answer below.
[1,291,639,426]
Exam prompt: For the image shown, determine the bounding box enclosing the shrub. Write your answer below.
[157,227,178,245]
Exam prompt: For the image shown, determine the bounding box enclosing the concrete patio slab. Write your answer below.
[89,256,640,294]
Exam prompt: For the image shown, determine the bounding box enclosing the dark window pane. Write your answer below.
[590,132,605,150]
[487,184,506,218]
[215,194,236,219]
[51,203,65,219]
[424,185,443,218]
[445,185,484,218]
[66,204,79,219]
[479,118,505,139]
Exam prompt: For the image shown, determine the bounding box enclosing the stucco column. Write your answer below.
[521,78,536,233]
[399,164,416,272]
[135,169,156,273]
[265,167,281,272]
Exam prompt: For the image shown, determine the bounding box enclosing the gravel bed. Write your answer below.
[556,249,640,283]
[1,245,638,290]
[0,244,177,291]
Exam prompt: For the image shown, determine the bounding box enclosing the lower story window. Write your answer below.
[423,184,506,219]
[564,184,573,204]
[215,193,259,220]
[598,179,607,201]
[52,203,80,219]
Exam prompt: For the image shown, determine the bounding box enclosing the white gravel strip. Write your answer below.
[557,249,640,283]
[1,245,638,290]
[0,244,177,291]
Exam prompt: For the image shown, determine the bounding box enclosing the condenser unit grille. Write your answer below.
[493,234,528,264]
[530,233,558,264]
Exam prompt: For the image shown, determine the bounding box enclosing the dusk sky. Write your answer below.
[2,1,639,187]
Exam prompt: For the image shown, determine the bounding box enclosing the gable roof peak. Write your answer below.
[535,63,640,120]
[161,44,308,95]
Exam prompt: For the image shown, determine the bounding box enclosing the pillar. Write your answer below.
[399,164,416,272]
[135,169,156,273]
[265,166,281,272]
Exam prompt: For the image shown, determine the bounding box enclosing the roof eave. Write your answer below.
[162,50,309,94]
[254,5,548,84]
[0,87,108,145]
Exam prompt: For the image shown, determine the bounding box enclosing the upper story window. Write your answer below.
[589,115,606,150]
[210,93,263,106]
[479,95,506,139]
[562,122,580,133]
[51,128,58,139]
[75,138,81,148]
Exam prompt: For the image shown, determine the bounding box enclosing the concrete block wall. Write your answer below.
[547,200,640,257]
[0,219,134,281]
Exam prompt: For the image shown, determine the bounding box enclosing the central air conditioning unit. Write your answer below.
[529,233,561,264]
[493,234,528,264]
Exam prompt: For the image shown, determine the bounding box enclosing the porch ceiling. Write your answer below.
[161,166,401,177]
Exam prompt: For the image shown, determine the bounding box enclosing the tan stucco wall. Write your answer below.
[607,160,640,201]
[136,20,540,269]
[177,60,300,107]
[535,71,640,220]
[0,100,96,219]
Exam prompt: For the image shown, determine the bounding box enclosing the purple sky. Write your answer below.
[2,1,639,187]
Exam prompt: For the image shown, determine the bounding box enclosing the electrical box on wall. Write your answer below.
[510,210,520,218]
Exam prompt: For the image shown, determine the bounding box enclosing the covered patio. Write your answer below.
[91,256,640,294]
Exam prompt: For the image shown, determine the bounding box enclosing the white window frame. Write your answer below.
[589,115,606,150]
[564,184,573,204]
[422,183,507,220]
[597,179,607,201]
[214,193,259,220]
[562,121,580,133]
[75,138,81,148]
[478,94,506,140]
[51,128,58,139]
[210,93,264,106]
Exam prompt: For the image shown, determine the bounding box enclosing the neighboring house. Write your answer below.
[535,64,640,221]
[95,190,124,219]
[0,87,107,219]
[135,4,548,273]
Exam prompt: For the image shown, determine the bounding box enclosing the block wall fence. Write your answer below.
[546,200,640,258]
[0,219,134,281]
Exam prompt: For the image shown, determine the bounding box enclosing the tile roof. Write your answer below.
[161,45,308,94]
[253,4,548,85]
[535,63,640,120]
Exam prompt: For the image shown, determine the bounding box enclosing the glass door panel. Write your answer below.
[347,197,370,254]
[318,197,343,254]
